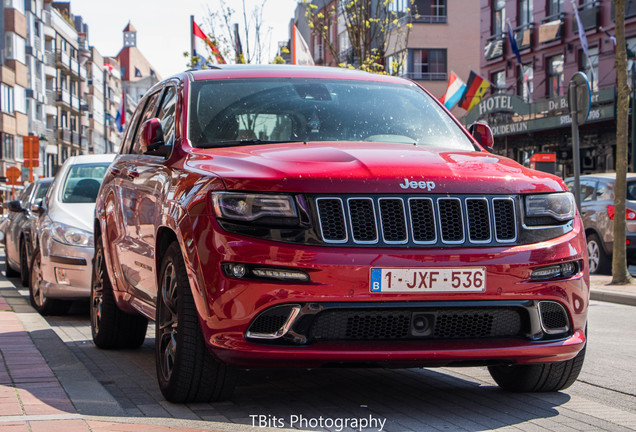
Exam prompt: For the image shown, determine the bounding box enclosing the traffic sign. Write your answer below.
[22,135,39,160]
[5,166,21,185]
[567,72,591,124]
[23,159,39,168]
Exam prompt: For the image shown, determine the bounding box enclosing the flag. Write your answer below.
[571,0,589,60]
[115,89,125,133]
[459,70,491,112]
[292,24,314,66]
[192,20,226,66]
[507,21,522,64]
[439,71,466,110]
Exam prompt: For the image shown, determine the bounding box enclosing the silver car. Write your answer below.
[30,154,115,315]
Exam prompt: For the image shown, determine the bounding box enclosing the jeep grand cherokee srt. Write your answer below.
[92,66,588,403]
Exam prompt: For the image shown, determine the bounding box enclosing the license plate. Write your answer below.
[370,268,486,293]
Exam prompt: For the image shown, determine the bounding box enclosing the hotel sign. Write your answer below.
[463,89,616,137]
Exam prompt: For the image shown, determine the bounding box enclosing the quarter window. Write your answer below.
[156,87,177,147]
[129,91,162,155]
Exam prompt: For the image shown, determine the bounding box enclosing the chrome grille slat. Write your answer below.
[316,195,518,247]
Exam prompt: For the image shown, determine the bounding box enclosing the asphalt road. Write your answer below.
[1,257,635,431]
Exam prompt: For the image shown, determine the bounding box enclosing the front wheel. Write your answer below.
[29,247,70,316]
[488,344,586,392]
[91,232,147,349]
[155,241,236,403]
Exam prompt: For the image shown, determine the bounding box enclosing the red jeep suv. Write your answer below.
[92,66,588,403]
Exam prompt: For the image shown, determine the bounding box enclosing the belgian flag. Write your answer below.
[459,70,491,112]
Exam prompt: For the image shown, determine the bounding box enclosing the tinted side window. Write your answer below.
[20,183,35,202]
[157,86,177,146]
[130,91,162,155]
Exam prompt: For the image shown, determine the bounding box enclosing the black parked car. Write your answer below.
[3,178,53,285]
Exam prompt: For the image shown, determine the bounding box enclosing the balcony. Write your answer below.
[55,89,71,106]
[55,50,71,71]
[484,33,505,61]
[404,72,447,81]
[574,1,600,33]
[513,23,533,51]
[539,13,564,44]
[56,128,72,143]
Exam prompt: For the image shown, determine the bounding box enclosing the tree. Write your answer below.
[611,0,633,284]
[203,0,271,64]
[304,0,414,74]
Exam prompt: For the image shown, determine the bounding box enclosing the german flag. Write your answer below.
[459,70,491,111]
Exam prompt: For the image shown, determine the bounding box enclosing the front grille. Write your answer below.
[316,195,517,247]
[308,308,523,341]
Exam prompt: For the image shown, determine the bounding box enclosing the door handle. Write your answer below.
[126,169,139,179]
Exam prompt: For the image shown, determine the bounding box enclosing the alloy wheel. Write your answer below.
[30,252,45,307]
[91,247,105,335]
[158,261,179,383]
[587,240,600,273]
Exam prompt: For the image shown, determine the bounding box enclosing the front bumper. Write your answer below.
[40,238,93,300]
[184,214,589,368]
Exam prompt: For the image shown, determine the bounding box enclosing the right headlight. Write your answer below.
[47,218,94,247]
[525,192,576,224]
[212,192,298,222]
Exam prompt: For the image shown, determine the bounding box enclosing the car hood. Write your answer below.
[187,142,566,194]
[48,203,95,233]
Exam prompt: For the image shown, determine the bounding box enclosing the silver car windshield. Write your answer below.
[61,163,110,204]
[188,78,474,150]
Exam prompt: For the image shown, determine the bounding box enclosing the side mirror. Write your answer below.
[4,200,25,213]
[468,122,494,152]
[31,198,44,215]
[139,118,171,157]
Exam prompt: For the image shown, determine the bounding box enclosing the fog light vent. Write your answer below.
[538,301,570,335]
[246,304,301,339]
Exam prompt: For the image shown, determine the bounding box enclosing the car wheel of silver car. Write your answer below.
[488,325,587,393]
[19,239,30,287]
[28,247,71,316]
[91,232,148,349]
[155,241,236,403]
[587,233,610,275]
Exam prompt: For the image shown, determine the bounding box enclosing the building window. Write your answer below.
[1,84,14,113]
[580,46,599,92]
[4,0,25,14]
[548,54,564,97]
[492,70,506,93]
[518,0,533,26]
[548,0,563,16]
[520,64,534,102]
[413,49,447,81]
[2,134,15,160]
[14,85,26,114]
[493,0,506,34]
[431,0,446,18]
[135,67,142,77]
[5,32,26,64]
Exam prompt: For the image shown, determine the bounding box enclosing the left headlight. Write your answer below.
[212,192,298,222]
[50,220,94,247]
[525,192,576,223]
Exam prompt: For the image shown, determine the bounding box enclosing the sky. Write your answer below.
[68,0,300,78]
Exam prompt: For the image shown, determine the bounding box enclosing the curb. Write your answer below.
[590,289,636,306]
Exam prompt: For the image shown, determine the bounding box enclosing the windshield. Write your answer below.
[189,78,474,150]
[61,163,110,204]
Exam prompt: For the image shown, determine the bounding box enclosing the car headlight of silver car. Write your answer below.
[50,219,94,247]
[212,192,298,223]
[525,192,576,224]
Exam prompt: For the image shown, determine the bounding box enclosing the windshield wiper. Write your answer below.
[198,139,302,148]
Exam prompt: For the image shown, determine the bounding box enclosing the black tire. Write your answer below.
[20,239,29,287]
[587,233,610,275]
[488,344,586,392]
[91,233,148,349]
[155,241,236,403]
[4,248,19,277]
[29,247,71,316]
